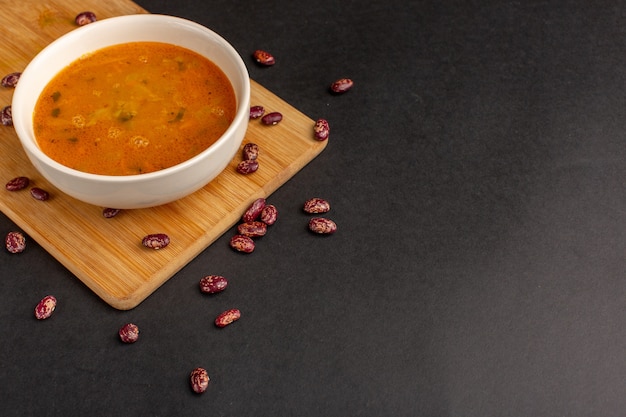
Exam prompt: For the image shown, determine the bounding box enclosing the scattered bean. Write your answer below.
[236,159,259,174]
[242,143,259,160]
[303,197,331,214]
[30,187,49,201]
[142,233,170,249]
[229,234,255,253]
[5,231,26,253]
[34,295,57,320]
[190,367,210,394]
[215,308,241,328]
[75,11,97,26]
[253,49,275,66]
[308,217,337,234]
[330,78,354,94]
[5,176,29,191]
[199,275,228,294]
[237,221,267,238]
[102,208,121,218]
[118,323,140,343]
[260,204,278,226]
[249,105,265,119]
[1,72,21,88]
[313,118,330,141]
[1,105,12,126]
[261,111,283,125]
[242,198,266,222]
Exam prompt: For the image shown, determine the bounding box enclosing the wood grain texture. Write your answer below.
[0,0,327,309]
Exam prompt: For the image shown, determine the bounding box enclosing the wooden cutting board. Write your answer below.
[0,0,327,309]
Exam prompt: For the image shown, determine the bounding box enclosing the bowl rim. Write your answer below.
[12,14,250,183]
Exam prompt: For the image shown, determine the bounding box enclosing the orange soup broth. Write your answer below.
[33,42,237,175]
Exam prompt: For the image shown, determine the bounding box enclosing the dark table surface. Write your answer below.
[2,1,625,416]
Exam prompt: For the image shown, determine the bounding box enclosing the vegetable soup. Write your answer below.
[33,42,236,175]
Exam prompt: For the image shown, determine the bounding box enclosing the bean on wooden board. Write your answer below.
[1,105,12,126]
[119,323,140,343]
[249,105,265,119]
[236,159,259,174]
[34,295,57,320]
[199,275,228,294]
[253,49,275,66]
[313,118,330,141]
[1,72,21,88]
[142,233,170,249]
[260,204,278,226]
[5,231,26,253]
[30,187,49,201]
[242,143,259,160]
[308,217,337,234]
[229,234,255,253]
[242,198,266,222]
[330,78,354,94]
[75,11,97,26]
[303,197,331,214]
[237,221,267,238]
[215,309,241,328]
[261,111,283,125]
[5,176,29,191]
[190,367,210,394]
[102,208,121,218]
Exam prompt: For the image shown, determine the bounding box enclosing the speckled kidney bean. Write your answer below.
[5,176,29,191]
[260,204,278,226]
[30,187,49,201]
[190,367,210,394]
[1,72,21,88]
[1,105,12,126]
[237,221,267,238]
[308,217,337,234]
[34,295,56,320]
[236,159,259,174]
[199,275,228,294]
[253,49,275,66]
[313,118,330,141]
[102,208,121,218]
[229,234,255,253]
[330,78,354,93]
[242,143,259,160]
[119,323,140,343]
[303,197,331,214]
[142,233,170,249]
[75,11,97,26]
[5,231,26,253]
[249,105,265,119]
[242,198,266,222]
[215,308,241,327]
[261,111,283,125]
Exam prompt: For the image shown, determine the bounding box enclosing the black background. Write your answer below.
[1,1,625,416]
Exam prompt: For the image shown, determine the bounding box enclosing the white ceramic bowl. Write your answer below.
[12,14,250,209]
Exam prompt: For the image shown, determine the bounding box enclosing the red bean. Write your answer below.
[253,49,275,66]
[330,78,354,94]
[1,105,12,126]
[1,72,21,88]
[242,143,259,160]
[75,11,97,26]
[261,112,283,125]
[249,105,265,119]
[30,187,49,201]
[142,233,170,249]
[5,231,26,253]
[5,176,29,191]
[236,159,259,174]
